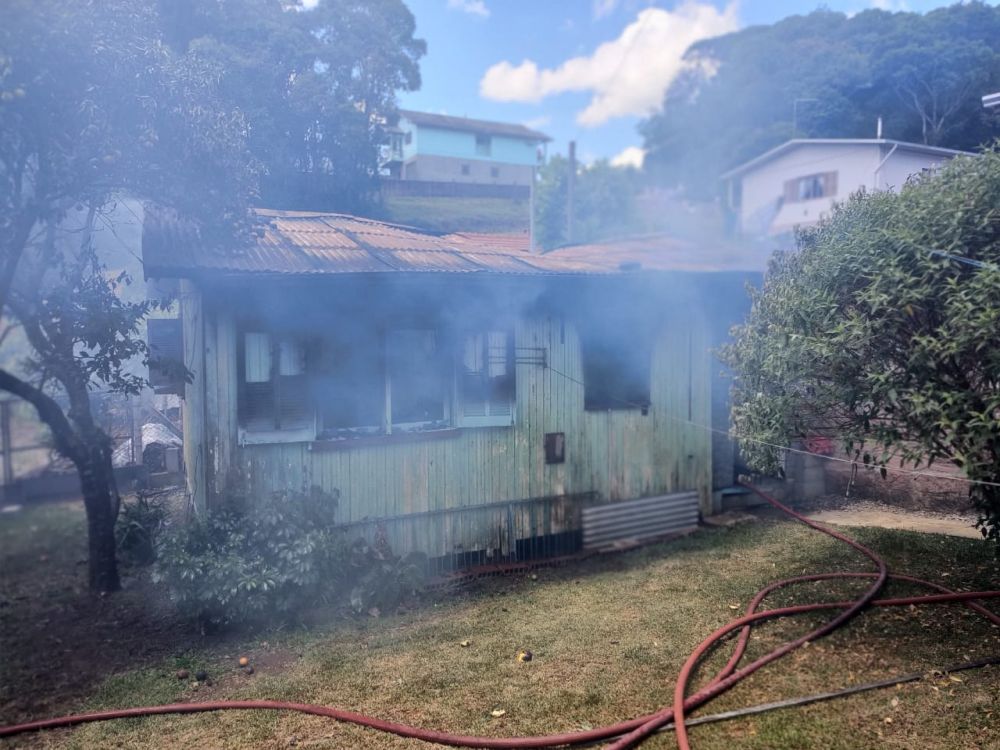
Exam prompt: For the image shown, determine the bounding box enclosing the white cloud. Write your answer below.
[479,3,739,126]
[593,0,620,19]
[448,0,490,18]
[610,145,645,168]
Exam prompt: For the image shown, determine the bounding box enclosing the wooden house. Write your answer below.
[142,210,759,570]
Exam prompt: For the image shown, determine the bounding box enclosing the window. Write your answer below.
[237,325,516,442]
[784,171,838,203]
[581,330,651,411]
[315,338,384,435]
[404,131,413,145]
[388,330,448,428]
[239,332,312,433]
[458,330,514,426]
[461,163,471,176]
[490,166,500,179]
[475,134,492,156]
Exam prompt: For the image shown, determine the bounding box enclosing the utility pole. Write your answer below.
[566,140,576,245]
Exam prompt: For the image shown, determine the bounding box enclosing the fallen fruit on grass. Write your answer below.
[517,649,533,662]
[490,709,506,718]
[175,669,189,680]
[460,640,471,647]
[194,670,208,682]
[239,656,249,667]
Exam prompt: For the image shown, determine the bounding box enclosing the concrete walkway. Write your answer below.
[807,506,982,540]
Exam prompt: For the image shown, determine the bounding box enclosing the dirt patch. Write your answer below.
[821,456,976,514]
[0,500,197,723]
[806,503,983,539]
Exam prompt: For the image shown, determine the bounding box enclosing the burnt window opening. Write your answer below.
[544,432,565,464]
[581,328,652,412]
[315,337,384,435]
[459,330,515,427]
[238,332,311,432]
[387,329,448,429]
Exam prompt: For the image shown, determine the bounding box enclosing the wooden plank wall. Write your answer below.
[202,309,713,558]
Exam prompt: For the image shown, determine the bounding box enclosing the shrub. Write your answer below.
[153,487,425,627]
[116,488,168,566]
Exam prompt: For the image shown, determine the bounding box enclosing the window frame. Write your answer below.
[236,330,317,444]
[784,171,838,203]
[456,328,516,428]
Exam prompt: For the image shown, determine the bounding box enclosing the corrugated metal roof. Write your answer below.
[544,233,772,274]
[398,110,551,142]
[143,209,760,279]
[143,209,615,278]
[720,138,974,180]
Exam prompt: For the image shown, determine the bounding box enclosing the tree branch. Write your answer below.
[0,368,83,463]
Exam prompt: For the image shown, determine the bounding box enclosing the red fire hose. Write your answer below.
[2,482,998,749]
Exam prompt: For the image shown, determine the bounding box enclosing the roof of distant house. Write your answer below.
[720,138,975,180]
[143,209,605,278]
[544,233,770,274]
[398,110,551,142]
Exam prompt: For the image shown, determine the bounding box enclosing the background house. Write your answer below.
[143,210,759,571]
[722,138,972,238]
[383,110,549,189]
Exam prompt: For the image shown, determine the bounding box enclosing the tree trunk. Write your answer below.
[77,440,121,593]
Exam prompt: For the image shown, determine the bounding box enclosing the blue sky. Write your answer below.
[396,0,990,165]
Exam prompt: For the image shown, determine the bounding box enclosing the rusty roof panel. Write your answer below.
[143,208,752,279]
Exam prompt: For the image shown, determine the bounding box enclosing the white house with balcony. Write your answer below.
[722,138,972,238]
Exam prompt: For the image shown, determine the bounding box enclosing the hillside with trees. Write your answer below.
[642,2,1000,199]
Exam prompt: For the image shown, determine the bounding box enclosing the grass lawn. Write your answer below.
[1,501,998,749]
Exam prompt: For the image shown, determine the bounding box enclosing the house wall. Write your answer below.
[738,143,879,236]
[399,118,541,167]
[402,154,534,186]
[736,143,962,237]
[185,288,714,559]
[877,148,951,192]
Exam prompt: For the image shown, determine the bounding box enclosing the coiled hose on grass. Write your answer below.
[2,482,998,749]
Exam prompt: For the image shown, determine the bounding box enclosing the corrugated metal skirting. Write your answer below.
[582,491,700,550]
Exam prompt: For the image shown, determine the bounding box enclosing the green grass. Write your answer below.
[1,504,998,749]
[379,196,529,234]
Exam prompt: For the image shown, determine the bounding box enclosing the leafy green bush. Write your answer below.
[116,489,168,566]
[153,487,425,626]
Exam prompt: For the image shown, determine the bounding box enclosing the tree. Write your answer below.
[724,147,1000,544]
[0,0,257,591]
[642,3,1000,199]
[159,0,425,213]
[534,156,642,250]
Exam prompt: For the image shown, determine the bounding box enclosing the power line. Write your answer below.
[543,362,1000,490]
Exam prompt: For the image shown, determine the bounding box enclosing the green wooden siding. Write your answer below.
[189,299,713,558]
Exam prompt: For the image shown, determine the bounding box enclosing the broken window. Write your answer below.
[315,336,384,435]
[581,328,651,411]
[459,330,514,426]
[387,330,447,429]
[238,332,312,432]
